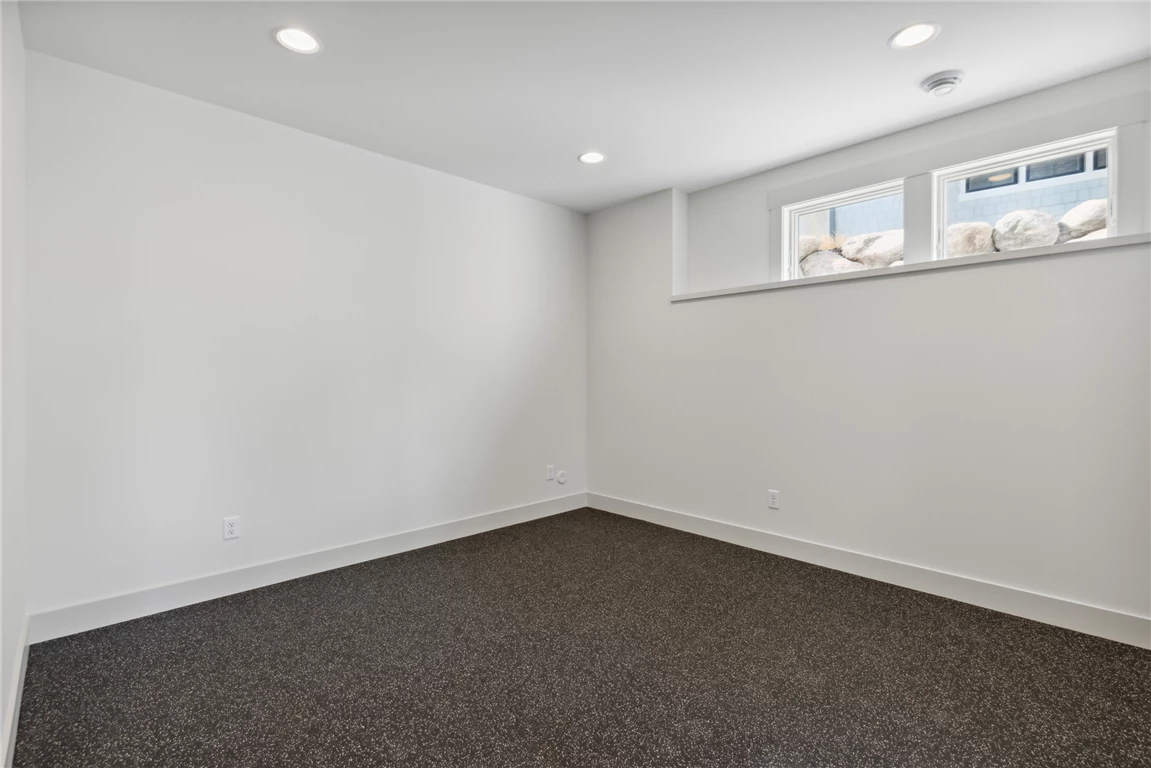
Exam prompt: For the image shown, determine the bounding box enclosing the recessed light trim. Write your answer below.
[578,151,605,165]
[889,22,940,49]
[276,27,322,55]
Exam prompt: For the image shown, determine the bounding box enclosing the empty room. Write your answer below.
[1,1,1149,766]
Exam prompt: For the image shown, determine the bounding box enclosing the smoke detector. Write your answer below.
[921,71,963,97]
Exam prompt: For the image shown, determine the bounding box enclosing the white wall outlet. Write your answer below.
[556,470,567,485]
[546,464,555,481]
[223,516,241,540]
[768,490,780,510]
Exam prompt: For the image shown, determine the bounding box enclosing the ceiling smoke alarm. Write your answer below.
[921,71,963,97]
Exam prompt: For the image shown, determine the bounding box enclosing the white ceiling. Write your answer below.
[21,2,1151,213]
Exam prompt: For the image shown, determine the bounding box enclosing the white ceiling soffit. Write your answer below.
[21,1,1151,213]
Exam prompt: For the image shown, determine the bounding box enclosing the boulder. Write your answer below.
[1056,199,1107,243]
[945,222,994,257]
[800,250,867,277]
[992,210,1059,252]
[841,229,904,267]
[1069,229,1107,243]
[798,235,822,260]
[840,232,880,259]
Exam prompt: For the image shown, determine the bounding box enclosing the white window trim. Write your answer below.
[673,233,1149,303]
[779,178,904,281]
[931,129,1117,260]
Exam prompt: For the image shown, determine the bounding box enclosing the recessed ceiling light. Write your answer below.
[921,70,963,97]
[889,22,940,49]
[275,28,321,55]
[578,151,605,165]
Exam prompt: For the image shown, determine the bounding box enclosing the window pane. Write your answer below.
[795,191,904,278]
[966,167,1017,193]
[1094,148,1107,170]
[943,147,1108,259]
[1026,153,1085,182]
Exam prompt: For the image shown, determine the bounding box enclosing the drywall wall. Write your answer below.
[687,60,1151,293]
[588,189,1150,630]
[0,1,26,758]
[25,53,587,614]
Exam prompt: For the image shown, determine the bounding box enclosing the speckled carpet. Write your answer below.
[14,508,1151,767]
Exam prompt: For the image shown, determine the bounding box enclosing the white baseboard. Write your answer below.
[588,493,1150,649]
[24,490,1150,650]
[28,493,588,645]
[3,617,28,768]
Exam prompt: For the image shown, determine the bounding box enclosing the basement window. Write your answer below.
[1026,153,1086,182]
[966,168,1018,193]
[935,130,1114,259]
[781,180,905,280]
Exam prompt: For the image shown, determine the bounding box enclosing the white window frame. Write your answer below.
[931,129,1117,260]
[779,178,904,281]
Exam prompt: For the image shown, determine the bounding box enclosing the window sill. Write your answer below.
[670,232,1151,303]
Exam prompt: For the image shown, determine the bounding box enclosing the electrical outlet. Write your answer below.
[546,465,555,481]
[768,490,780,510]
[223,516,241,540]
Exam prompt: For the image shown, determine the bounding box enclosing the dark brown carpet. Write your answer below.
[14,508,1151,767]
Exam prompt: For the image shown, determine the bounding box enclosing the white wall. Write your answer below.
[0,1,26,757]
[25,53,587,614]
[17,45,1151,657]
[589,188,1150,630]
[687,60,1151,293]
[625,64,1151,638]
